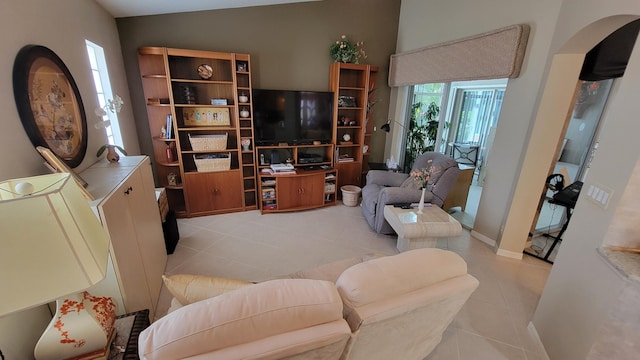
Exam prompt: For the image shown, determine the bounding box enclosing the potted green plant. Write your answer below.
[329,35,367,64]
[403,102,440,172]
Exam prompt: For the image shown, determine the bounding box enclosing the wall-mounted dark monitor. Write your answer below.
[252,89,334,146]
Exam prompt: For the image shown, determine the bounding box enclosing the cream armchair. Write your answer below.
[140,249,478,360]
[336,249,478,360]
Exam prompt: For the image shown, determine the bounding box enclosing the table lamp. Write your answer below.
[0,173,115,359]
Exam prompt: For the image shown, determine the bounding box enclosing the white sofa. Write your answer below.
[138,248,479,360]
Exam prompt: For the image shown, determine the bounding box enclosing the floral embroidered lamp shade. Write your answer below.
[0,173,115,359]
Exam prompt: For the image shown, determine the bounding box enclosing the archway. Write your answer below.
[497,15,640,258]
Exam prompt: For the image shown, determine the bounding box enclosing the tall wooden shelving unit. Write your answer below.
[138,47,257,217]
[330,63,378,190]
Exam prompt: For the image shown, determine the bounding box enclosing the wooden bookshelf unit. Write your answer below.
[330,63,378,190]
[137,46,379,217]
[137,47,257,217]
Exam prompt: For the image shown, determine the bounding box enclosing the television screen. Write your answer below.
[252,89,334,146]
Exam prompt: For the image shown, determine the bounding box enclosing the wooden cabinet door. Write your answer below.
[278,176,304,209]
[278,173,324,210]
[300,173,325,207]
[185,171,243,214]
[209,171,243,210]
[184,173,211,213]
[337,162,362,188]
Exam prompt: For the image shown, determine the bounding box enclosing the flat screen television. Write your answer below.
[252,89,334,146]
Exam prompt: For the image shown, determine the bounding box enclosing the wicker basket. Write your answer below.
[193,153,231,172]
[189,133,227,151]
[341,185,361,207]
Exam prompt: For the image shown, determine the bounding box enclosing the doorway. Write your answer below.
[443,80,507,228]
[520,18,640,263]
[535,79,613,231]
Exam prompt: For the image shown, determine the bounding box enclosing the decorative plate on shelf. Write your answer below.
[197,64,213,79]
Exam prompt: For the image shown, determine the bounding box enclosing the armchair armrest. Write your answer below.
[378,186,435,206]
[366,170,409,187]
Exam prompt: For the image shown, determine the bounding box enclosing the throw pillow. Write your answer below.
[400,176,421,190]
[162,274,253,305]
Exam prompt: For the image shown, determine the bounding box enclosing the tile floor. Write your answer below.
[158,203,552,360]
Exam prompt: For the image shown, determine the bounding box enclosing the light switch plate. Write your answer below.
[585,182,613,209]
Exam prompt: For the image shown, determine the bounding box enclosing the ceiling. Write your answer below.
[95,0,322,18]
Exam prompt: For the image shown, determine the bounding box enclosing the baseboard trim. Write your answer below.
[470,230,496,247]
[470,231,524,260]
[496,248,523,259]
[527,322,551,360]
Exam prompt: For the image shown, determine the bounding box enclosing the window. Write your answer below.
[412,83,445,107]
[402,80,507,170]
[86,40,122,146]
[401,83,446,170]
[445,83,506,165]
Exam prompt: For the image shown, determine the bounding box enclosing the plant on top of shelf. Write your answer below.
[330,35,367,64]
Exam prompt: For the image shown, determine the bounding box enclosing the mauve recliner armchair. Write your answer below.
[361,152,461,234]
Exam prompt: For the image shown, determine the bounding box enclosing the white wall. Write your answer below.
[394,0,562,245]
[396,0,640,357]
[0,0,138,182]
[0,1,135,357]
[530,1,640,358]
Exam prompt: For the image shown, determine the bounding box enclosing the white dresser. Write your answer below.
[80,156,167,320]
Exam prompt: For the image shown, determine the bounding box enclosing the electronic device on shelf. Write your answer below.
[252,89,334,146]
[268,163,296,175]
[298,154,324,164]
[270,163,295,172]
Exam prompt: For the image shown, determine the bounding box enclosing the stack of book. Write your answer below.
[269,163,296,174]
[337,156,354,163]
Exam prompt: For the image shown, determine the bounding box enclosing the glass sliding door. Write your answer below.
[446,87,505,171]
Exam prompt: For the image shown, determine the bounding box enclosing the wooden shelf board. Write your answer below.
[174,104,235,108]
[165,185,184,190]
[153,136,177,142]
[178,126,235,131]
[156,161,181,167]
[171,78,234,85]
[182,149,236,154]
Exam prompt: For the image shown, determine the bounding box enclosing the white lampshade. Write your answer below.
[0,173,110,316]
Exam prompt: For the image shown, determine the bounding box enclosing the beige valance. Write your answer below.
[389,24,530,87]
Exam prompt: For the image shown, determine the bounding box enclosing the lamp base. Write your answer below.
[34,291,116,360]
[67,330,115,360]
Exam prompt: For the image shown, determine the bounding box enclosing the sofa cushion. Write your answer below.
[336,248,468,308]
[139,279,349,359]
[162,274,253,305]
